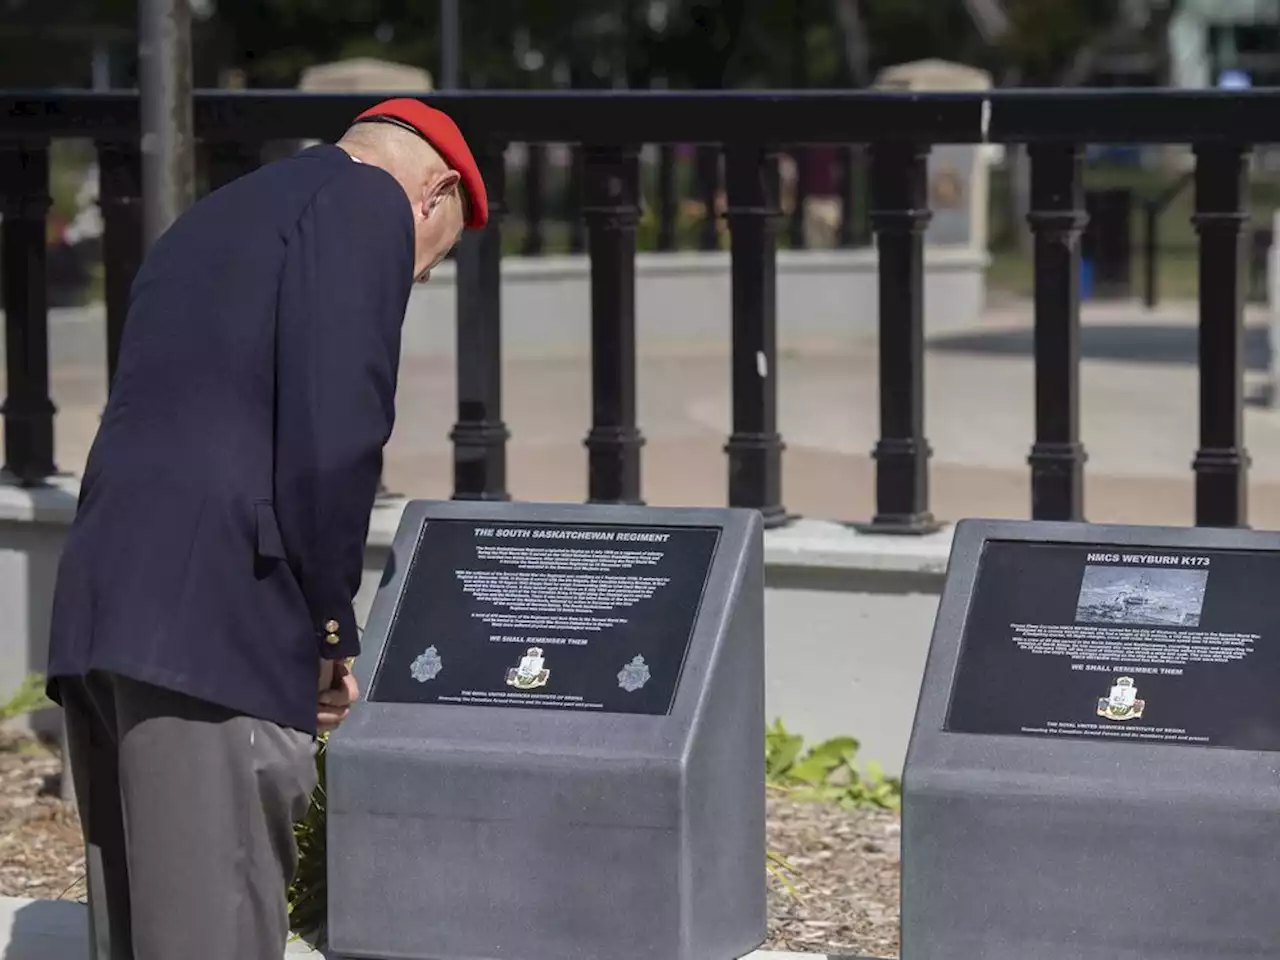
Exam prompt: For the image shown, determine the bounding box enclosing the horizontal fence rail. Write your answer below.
[0,88,1266,529]
[6,88,1280,143]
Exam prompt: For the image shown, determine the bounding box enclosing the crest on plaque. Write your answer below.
[617,655,651,693]
[1097,676,1145,721]
[506,646,550,690]
[410,646,443,683]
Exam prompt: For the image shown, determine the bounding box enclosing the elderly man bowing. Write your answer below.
[45,99,488,960]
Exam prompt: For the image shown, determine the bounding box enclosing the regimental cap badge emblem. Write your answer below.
[506,646,550,690]
[410,646,443,683]
[617,655,651,693]
[1097,676,1146,722]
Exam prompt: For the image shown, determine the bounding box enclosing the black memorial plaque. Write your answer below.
[946,539,1280,751]
[368,519,720,715]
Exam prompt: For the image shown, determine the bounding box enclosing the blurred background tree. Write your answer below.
[0,0,133,88]
[0,0,1179,93]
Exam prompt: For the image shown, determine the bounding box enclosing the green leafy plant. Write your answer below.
[765,849,802,896]
[0,673,54,722]
[288,735,329,945]
[765,719,901,812]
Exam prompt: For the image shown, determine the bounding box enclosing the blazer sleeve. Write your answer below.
[273,167,414,660]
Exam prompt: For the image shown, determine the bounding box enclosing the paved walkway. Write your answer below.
[8,298,1280,529]
[0,896,830,959]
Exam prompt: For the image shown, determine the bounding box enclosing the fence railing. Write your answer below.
[0,89,1270,530]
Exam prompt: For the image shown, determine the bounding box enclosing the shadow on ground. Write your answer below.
[0,897,332,957]
[930,324,1272,372]
[2,898,85,959]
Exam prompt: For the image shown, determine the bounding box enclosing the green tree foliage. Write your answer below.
[0,0,131,87]
[0,0,1171,93]
[208,0,439,87]
[994,0,1138,84]
[859,0,981,78]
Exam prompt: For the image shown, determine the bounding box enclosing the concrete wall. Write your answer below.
[18,247,985,371]
[0,482,951,775]
[399,248,988,359]
[763,566,941,771]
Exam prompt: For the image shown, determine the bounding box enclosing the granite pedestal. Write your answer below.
[326,501,765,960]
[905,519,1280,960]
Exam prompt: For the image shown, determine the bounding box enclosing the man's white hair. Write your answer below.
[336,119,470,223]
[337,120,450,180]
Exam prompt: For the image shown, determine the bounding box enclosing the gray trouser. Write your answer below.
[60,671,318,960]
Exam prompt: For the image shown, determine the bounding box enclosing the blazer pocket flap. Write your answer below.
[254,501,288,560]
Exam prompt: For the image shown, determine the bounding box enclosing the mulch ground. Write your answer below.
[0,733,901,958]
[0,734,84,902]
[765,787,900,957]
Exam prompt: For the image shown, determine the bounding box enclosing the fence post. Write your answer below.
[0,143,57,486]
[1192,142,1251,527]
[858,141,938,534]
[582,144,645,504]
[451,141,511,501]
[1026,143,1088,522]
[724,145,788,527]
[1143,202,1159,309]
[836,146,855,249]
[696,145,720,251]
[656,144,678,252]
[787,146,809,250]
[521,143,545,256]
[99,142,144,391]
[567,146,586,254]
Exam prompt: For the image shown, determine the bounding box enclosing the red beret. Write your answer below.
[353,98,489,230]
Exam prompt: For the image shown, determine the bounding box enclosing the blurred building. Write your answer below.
[1169,0,1280,88]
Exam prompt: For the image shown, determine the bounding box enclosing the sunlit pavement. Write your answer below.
[0,895,841,960]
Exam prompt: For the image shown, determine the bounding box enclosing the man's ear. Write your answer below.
[424,171,462,219]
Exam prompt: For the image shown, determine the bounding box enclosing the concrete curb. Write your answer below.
[0,479,957,580]
[0,896,864,959]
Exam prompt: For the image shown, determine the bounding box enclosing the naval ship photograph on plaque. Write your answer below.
[1075,563,1208,627]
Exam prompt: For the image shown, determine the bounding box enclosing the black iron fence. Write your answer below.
[0,89,1270,530]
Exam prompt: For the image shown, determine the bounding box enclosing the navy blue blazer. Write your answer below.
[46,144,415,734]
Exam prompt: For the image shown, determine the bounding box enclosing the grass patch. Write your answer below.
[986,247,1204,302]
